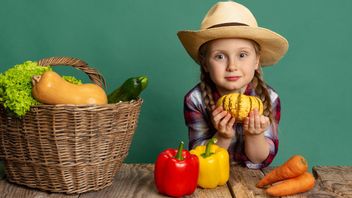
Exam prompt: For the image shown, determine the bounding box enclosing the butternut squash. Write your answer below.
[216,93,263,122]
[32,71,107,105]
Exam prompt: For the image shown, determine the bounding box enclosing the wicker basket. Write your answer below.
[0,57,143,194]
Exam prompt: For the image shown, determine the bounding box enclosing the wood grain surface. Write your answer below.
[228,165,269,198]
[1,164,352,198]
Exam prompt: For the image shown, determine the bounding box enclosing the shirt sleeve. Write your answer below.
[184,89,214,150]
[243,95,281,169]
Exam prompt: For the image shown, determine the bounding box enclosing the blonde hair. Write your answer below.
[198,39,274,123]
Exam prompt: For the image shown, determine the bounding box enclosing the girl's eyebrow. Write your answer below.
[210,47,252,53]
[208,49,226,54]
[238,47,253,51]
[209,49,224,53]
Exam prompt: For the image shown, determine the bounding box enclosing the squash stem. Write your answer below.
[31,75,41,86]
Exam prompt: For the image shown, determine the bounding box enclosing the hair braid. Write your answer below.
[200,68,215,111]
[252,69,273,123]
[198,42,216,112]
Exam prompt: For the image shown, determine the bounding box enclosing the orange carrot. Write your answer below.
[265,172,315,196]
[256,155,308,188]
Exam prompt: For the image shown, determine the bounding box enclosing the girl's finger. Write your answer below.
[259,116,264,128]
[219,112,231,127]
[261,116,270,131]
[212,105,223,116]
[243,117,249,130]
[249,110,255,129]
[213,110,227,123]
[228,116,236,127]
[262,116,270,129]
[254,108,260,129]
[211,105,216,111]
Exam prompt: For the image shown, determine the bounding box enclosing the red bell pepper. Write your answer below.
[154,141,199,197]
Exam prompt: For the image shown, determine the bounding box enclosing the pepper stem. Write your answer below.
[175,141,184,160]
[202,137,217,158]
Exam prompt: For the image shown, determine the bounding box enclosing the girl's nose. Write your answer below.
[227,59,237,72]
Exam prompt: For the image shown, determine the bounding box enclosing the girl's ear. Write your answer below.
[202,63,209,72]
[255,55,260,70]
[200,58,209,72]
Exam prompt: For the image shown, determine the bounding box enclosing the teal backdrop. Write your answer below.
[1,0,352,170]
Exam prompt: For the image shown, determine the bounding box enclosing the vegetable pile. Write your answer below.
[0,61,83,117]
[0,60,148,118]
[154,138,230,197]
[256,155,315,196]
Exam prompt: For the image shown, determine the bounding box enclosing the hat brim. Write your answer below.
[177,26,288,66]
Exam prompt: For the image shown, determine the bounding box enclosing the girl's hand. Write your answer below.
[211,105,236,139]
[243,108,270,136]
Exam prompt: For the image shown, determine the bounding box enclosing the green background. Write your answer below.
[1,0,351,170]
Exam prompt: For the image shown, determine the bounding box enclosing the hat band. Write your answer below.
[207,22,248,29]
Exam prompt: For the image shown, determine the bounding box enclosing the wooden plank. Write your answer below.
[2,164,351,198]
[79,164,166,198]
[80,163,233,198]
[186,184,232,198]
[228,164,270,198]
[313,166,352,197]
[0,179,78,198]
[260,167,341,198]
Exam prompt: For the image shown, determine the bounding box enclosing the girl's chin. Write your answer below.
[217,85,246,95]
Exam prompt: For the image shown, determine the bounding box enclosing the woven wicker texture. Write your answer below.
[0,57,143,194]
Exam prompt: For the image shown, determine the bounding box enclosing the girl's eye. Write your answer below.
[214,54,225,60]
[239,52,248,58]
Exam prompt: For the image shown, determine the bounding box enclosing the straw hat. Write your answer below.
[177,1,289,66]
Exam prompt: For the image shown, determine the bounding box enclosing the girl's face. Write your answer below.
[203,38,260,95]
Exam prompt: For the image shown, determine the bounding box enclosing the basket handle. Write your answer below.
[37,57,106,88]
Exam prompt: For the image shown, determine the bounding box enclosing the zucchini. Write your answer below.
[108,76,148,103]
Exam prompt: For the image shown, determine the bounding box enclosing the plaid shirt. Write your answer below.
[184,83,280,169]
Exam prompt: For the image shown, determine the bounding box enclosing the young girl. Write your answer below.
[177,1,288,169]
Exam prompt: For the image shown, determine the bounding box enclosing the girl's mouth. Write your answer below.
[225,76,240,81]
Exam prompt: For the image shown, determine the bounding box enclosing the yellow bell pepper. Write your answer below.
[190,138,229,189]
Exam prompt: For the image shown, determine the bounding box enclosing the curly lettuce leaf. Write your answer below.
[62,75,82,85]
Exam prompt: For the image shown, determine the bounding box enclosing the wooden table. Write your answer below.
[0,164,351,198]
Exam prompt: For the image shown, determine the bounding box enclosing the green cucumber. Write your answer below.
[108,76,148,103]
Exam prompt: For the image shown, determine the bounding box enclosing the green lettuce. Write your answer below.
[62,75,82,85]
